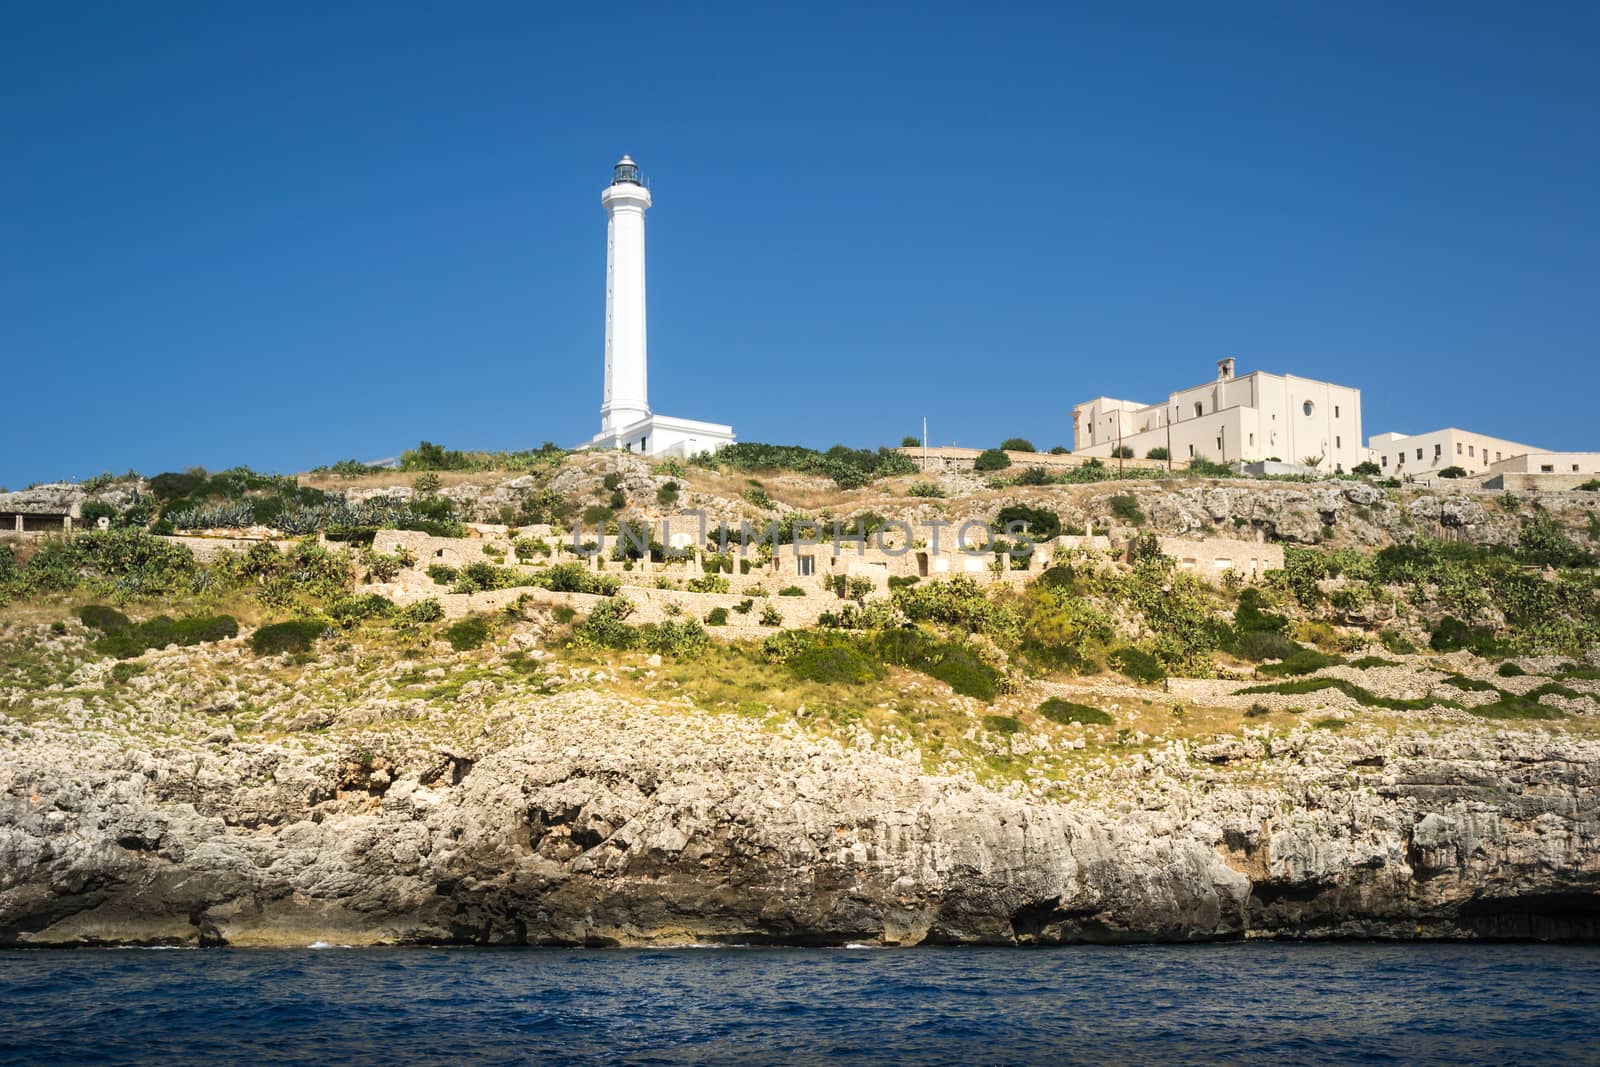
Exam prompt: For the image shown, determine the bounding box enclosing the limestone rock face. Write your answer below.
[3,696,1598,947]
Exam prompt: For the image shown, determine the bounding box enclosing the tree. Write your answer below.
[901,435,920,448]
[1300,455,1324,469]
[1049,446,1071,455]
[1111,446,1133,459]
[1145,446,1169,461]
[974,449,1012,472]
[1352,461,1381,477]
[1000,438,1036,453]
[997,503,1062,539]
[1439,466,1467,479]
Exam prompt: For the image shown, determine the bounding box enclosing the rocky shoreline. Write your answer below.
[6,683,1598,948]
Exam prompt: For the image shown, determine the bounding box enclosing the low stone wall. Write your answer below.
[163,535,302,562]
[896,446,1169,474]
[1484,472,1599,493]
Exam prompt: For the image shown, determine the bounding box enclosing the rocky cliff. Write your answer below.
[6,677,1598,947]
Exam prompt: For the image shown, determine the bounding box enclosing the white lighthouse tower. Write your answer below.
[583,155,734,458]
[600,155,651,434]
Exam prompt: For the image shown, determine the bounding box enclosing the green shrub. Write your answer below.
[686,574,731,594]
[1257,648,1345,677]
[1000,438,1035,453]
[1049,446,1071,455]
[1014,466,1054,486]
[426,563,458,585]
[1111,646,1165,684]
[444,616,491,651]
[400,598,445,624]
[640,618,712,656]
[330,594,395,625]
[110,661,147,684]
[89,612,238,659]
[983,714,1022,734]
[1496,661,1526,677]
[414,472,442,494]
[887,575,920,591]
[778,585,806,596]
[893,576,1014,636]
[1439,466,1467,479]
[1578,479,1600,492]
[1240,676,1443,711]
[705,442,916,489]
[974,449,1012,472]
[572,597,638,649]
[1108,495,1145,525]
[1187,457,1233,477]
[656,481,680,506]
[77,604,132,633]
[1348,655,1399,668]
[1110,446,1133,459]
[1380,629,1417,654]
[513,537,552,560]
[1442,674,1497,692]
[1145,447,1169,461]
[759,603,783,626]
[733,598,754,614]
[533,562,621,596]
[902,435,921,448]
[1429,616,1498,654]
[1232,630,1300,662]
[1233,588,1288,634]
[1352,461,1381,477]
[787,641,885,685]
[250,619,327,656]
[1313,717,1349,730]
[1037,697,1112,725]
[907,482,945,498]
[996,504,1061,540]
[706,606,729,626]
[362,548,413,583]
[451,561,536,594]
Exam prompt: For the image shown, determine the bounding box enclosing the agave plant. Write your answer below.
[167,500,257,530]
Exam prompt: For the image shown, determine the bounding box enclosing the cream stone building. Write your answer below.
[1365,428,1543,479]
[1487,452,1600,476]
[1072,360,1365,472]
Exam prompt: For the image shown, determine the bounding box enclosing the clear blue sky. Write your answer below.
[3,1,1597,487]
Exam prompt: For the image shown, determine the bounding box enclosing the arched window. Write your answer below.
[1303,400,1315,416]
[1193,402,1203,418]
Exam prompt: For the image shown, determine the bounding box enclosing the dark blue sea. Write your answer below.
[2,943,1598,1066]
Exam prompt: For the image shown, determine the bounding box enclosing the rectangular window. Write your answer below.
[1496,452,1502,461]
[1381,456,1388,467]
[1434,444,1442,459]
[1468,445,1475,457]
[1249,433,1254,446]
[1416,448,1423,461]
[1336,436,1341,448]
[1188,444,1195,458]
[1457,442,1463,454]
[1541,465,1555,473]
[1334,405,1340,418]
[797,555,816,577]
[1574,464,1581,472]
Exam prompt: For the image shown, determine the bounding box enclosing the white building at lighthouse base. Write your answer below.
[585,412,735,459]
